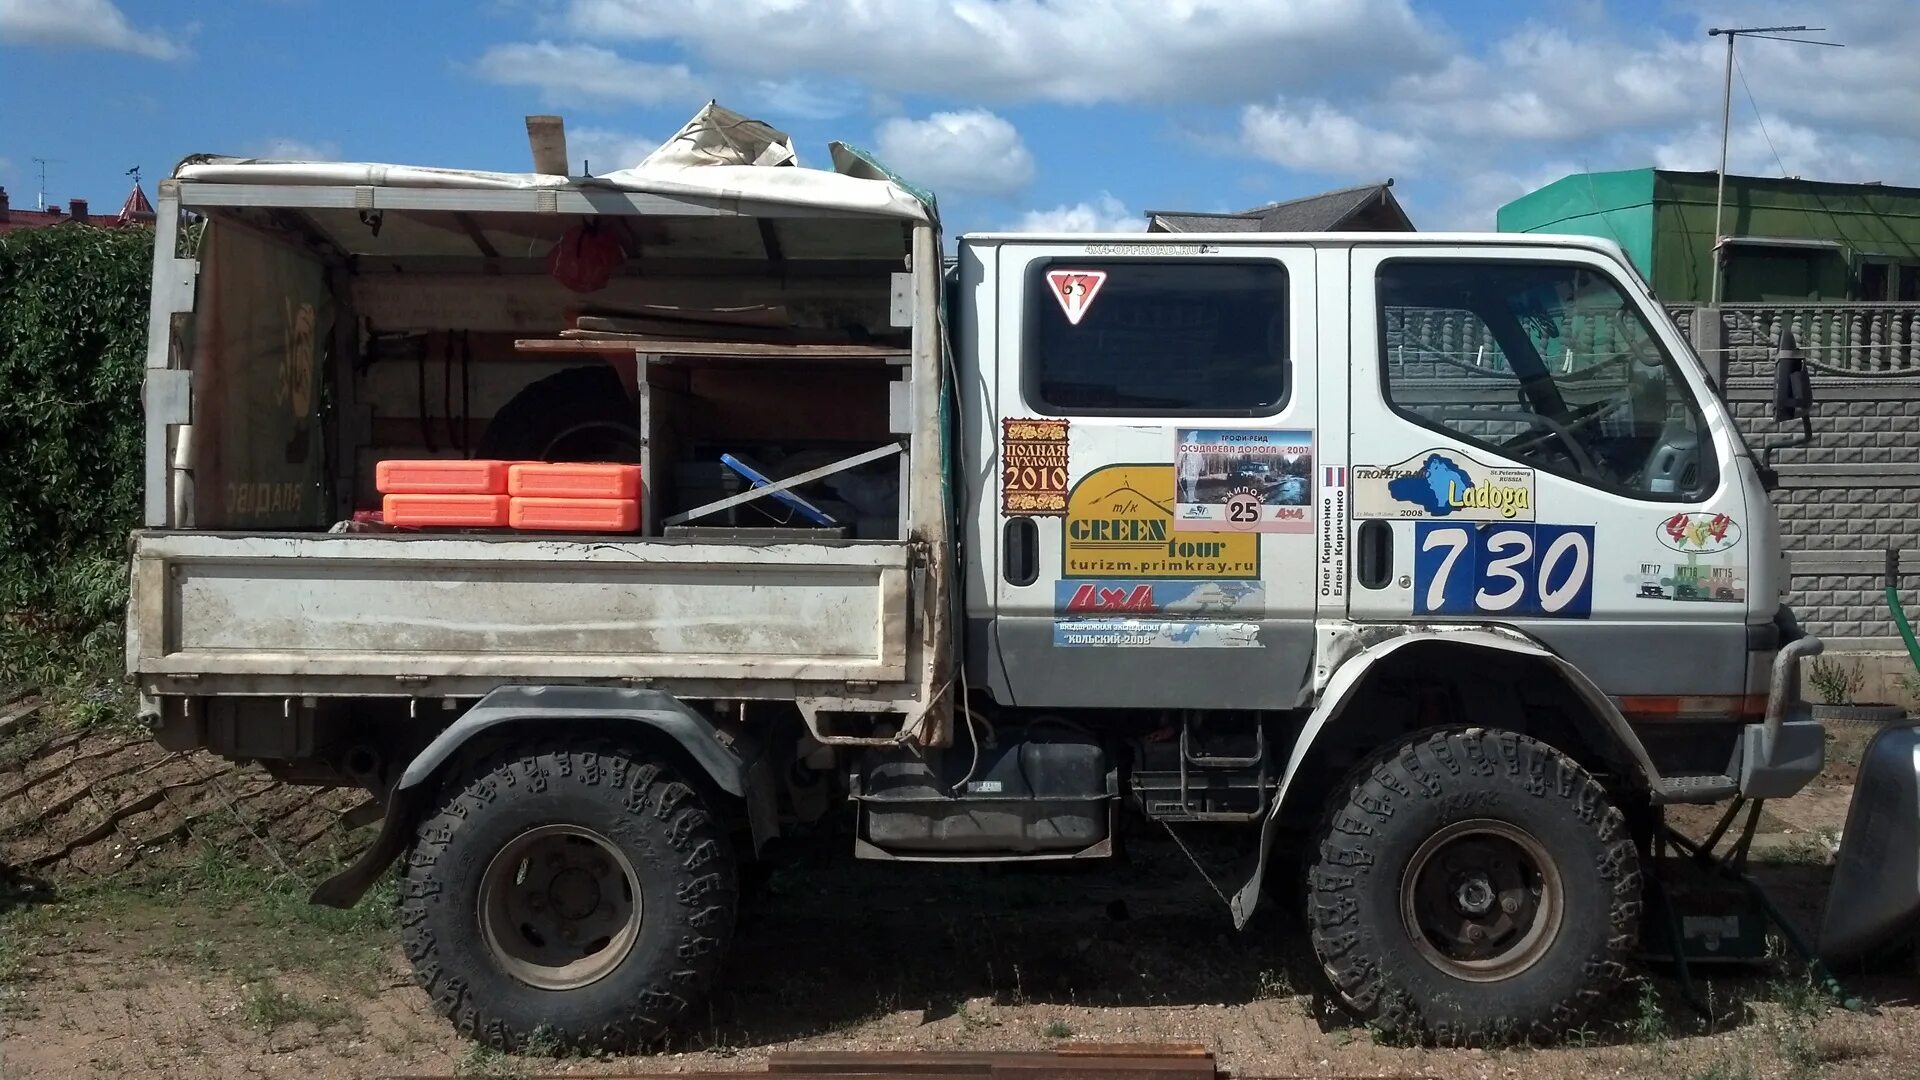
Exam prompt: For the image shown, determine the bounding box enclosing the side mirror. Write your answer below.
[1759,329,1814,489]
[1772,329,1813,421]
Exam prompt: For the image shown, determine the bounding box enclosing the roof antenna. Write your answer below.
[31,157,63,211]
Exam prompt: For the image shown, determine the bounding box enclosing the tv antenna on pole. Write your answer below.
[31,157,64,211]
[1706,25,1842,304]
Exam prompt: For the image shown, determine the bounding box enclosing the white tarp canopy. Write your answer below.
[173,103,933,224]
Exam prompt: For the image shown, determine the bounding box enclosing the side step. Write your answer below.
[1132,715,1276,823]
[1651,773,1739,804]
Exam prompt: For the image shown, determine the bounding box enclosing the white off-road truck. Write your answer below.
[128,114,1844,1051]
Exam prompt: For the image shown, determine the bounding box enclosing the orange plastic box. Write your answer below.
[376,459,512,495]
[507,462,643,500]
[382,493,511,528]
[508,497,640,533]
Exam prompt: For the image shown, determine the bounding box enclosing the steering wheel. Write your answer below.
[1424,408,1601,477]
[1498,398,1630,464]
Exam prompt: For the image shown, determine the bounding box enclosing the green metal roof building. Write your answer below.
[1497,168,1920,303]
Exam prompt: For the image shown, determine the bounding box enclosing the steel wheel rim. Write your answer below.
[479,824,642,991]
[1400,818,1563,983]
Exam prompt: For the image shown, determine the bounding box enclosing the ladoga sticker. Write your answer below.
[1174,429,1313,534]
[1002,418,1069,516]
[1353,450,1534,521]
[1063,464,1258,579]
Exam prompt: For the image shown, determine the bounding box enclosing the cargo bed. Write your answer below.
[128,531,913,698]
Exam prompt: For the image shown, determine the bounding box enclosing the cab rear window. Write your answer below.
[1022,260,1289,416]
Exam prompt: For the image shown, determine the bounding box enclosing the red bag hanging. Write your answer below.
[547,219,624,293]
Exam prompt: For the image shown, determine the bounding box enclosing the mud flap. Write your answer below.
[1820,720,1920,966]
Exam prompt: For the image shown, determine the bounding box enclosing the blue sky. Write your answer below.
[4,1,1917,236]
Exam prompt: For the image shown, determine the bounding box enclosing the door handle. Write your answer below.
[1358,520,1392,590]
[1003,518,1039,586]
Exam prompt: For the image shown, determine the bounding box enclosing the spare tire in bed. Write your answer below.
[475,365,642,463]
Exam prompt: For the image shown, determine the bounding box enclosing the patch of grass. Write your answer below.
[239,978,358,1035]
[130,838,399,988]
[956,999,999,1032]
[1768,974,1832,1080]
[1685,1047,1756,1080]
[521,1025,564,1059]
[1626,976,1670,1045]
[1255,967,1293,1000]
[1042,1018,1073,1039]
[456,1042,529,1078]
[1899,672,1920,710]
[1764,830,1837,866]
[0,922,23,987]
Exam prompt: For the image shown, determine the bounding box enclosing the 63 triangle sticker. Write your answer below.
[1045,269,1107,325]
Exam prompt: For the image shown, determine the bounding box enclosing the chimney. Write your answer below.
[69,198,89,222]
[0,187,9,223]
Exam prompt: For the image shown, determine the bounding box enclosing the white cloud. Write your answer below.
[473,40,702,106]
[1652,118,1903,185]
[1417,160,1584,232]
[1207,3,1920,229]
[253,137,341,161]
[1239,98,1425,177]
[741,78,859,121]
[874,110,1034,197]
[560,0,1444,105]
[1388,29,1709,143]
[569,127,660,172]
[0,0,183,59]
[1012,193,1141,233]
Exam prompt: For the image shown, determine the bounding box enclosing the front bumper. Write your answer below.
[1736,616,1826,799]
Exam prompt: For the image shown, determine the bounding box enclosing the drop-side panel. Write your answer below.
[129,532,910,683]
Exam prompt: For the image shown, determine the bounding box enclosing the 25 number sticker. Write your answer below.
[1414,523,1595,619]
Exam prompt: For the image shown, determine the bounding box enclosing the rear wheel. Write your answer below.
[1306,727,1640,1044]
[475,365,642,463]
[400,740,737,1051]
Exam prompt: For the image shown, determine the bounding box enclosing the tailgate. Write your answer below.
[128,532,911,685]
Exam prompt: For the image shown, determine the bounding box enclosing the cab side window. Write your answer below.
[1025,261,1288,416]
[1378,260,1717,500]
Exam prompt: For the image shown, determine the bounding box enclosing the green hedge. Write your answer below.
[0,225,152,692]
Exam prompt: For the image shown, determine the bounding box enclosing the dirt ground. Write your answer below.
[3,721,1917,1080]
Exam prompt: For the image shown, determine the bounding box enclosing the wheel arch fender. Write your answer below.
[311,685,746,909]
[395,685,747,798]
[1227,626,1659,929]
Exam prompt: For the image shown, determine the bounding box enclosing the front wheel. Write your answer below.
[400,740,738,1052]
[1306,728,1640,1044]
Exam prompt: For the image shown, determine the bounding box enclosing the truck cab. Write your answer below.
[959,233,1803,786]
[129,147,1823,1054]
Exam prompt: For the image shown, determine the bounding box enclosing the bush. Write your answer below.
[0,225,152,696]
[1807,656,1865,706]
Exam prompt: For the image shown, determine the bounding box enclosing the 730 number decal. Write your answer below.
[1414,522,1595,619]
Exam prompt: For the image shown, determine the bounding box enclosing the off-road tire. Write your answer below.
[474,365,640,462]
[399,740,737,1052]
[1306,727,1640,1044]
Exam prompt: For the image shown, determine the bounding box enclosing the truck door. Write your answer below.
[1344,246,1752,699]
[985,242,1320,709]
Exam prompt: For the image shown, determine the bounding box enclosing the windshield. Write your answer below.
[1378,260,1718,500]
